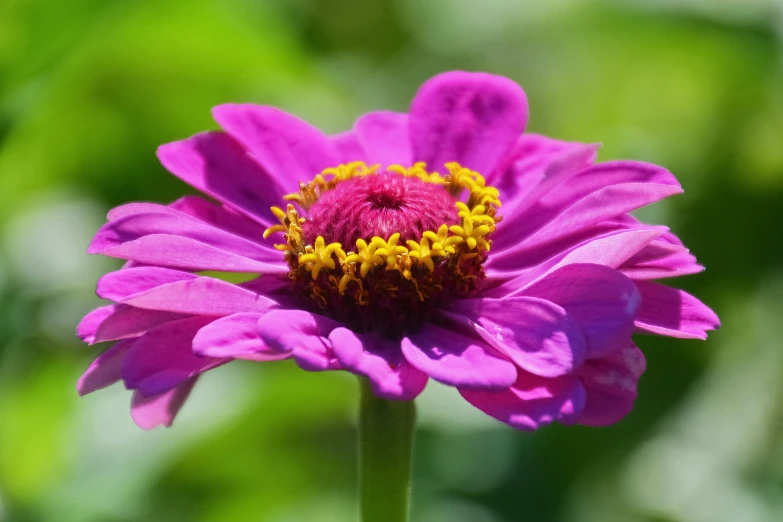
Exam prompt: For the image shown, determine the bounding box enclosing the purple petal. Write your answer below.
[522,264,641,359]
[257,310,343,371]
[460,372,586,431]
[77,306,117,344]
[488,134,597,198]
[332,131,368,163]
[634,281,720,339]
[169,196,270,241]
[193,312,289,361]
[77,339,135,395]
[94,305,188,344]
[520,182,682,250]
[94,233,288,273]
[409,71,528,174]
[577,343,646,426]
[157,131,287,226]
[212,104,339,187]
[96,267,196,301]
[354,111,412,166]
[121,276,279,316]
[488,227,666,296]
[620,239,704,280]
[499,142,601,217]
[401,324,517,390]
[329,328,428,400]
[494,160,681,252]
[122,316,227,396]
[446,296,586,377]
[130,377,197,430]
[88,211,280,263]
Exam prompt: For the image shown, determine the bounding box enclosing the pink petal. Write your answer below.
[193,312,289,361]
[488,134,596,197]
[409,71,528,174]
[499,142,601,217]
[354,111,412,166]
[634,281,720,339]
[401,324,517,390]
[331,131,368,163]
[120,276,279,316]
[77,339,135,396]
[577,343,646,426]
[489,227,666,296]
[520,182,682,250]
[130,377,197,430]
[521,264,641,359]
[460,372,586,431]
[77,305,117,344]
[94,305,188,344]
[445,297,586,377]
[122,316,227,396]
[329,327,428,401]
[619,239,704,280]
[169,196,270,241]
[88,211,279,263]
[494,160,681,252]
[156,131,287,226]
[212,104,339,187]
[257,310,343,371]
[96,267,196,301]
[94,233,288,273]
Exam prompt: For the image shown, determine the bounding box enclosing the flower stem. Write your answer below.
[358,378,416,522]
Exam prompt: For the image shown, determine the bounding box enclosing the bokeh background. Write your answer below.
[1,0,782,520]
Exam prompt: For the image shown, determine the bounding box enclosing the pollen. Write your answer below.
[264,161,501,336]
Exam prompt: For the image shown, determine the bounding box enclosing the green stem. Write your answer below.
[358,378,416,522]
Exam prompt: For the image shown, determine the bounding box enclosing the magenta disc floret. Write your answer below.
[302,172,459,247]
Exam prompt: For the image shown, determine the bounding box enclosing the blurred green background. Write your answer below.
[1,0,782,520]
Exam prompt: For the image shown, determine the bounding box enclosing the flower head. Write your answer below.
[78,72,719,430]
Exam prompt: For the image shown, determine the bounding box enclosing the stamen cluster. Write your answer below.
[264,162,502,336]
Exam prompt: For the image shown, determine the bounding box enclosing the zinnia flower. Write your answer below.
[77,71,719,430]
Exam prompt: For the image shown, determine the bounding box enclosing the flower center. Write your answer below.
[302,173,459,248]
[264,162,502,337]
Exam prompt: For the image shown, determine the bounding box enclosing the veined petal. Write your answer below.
[130,377,197,430]
[634,281,720,339]
[577,343,646,426]
[88,211,280,263]
[122,317,227,397]
[460,372,586,431]
[401,324,517,390]
[156,131,286,226]
[329,328,428,401]
[445,297,586,377]
[77,339,135,396]
[120,276,279,316]
[331,130,368,163]
[494,160,681,250]
[94,234,288,274]
[520,182,682,250]
[410,71,528,175]
[521,264,641,359]
[212,104,340,188]
[488,134,597,198]
[488,227,666,296]
[257,310,343,371]
[93,305,187,345]
[620,239,704,280]
[193,312,289,361]
[354,111,412,166]
[96,267,196,301]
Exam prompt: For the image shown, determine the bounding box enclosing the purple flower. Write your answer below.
[77,71,719,430]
